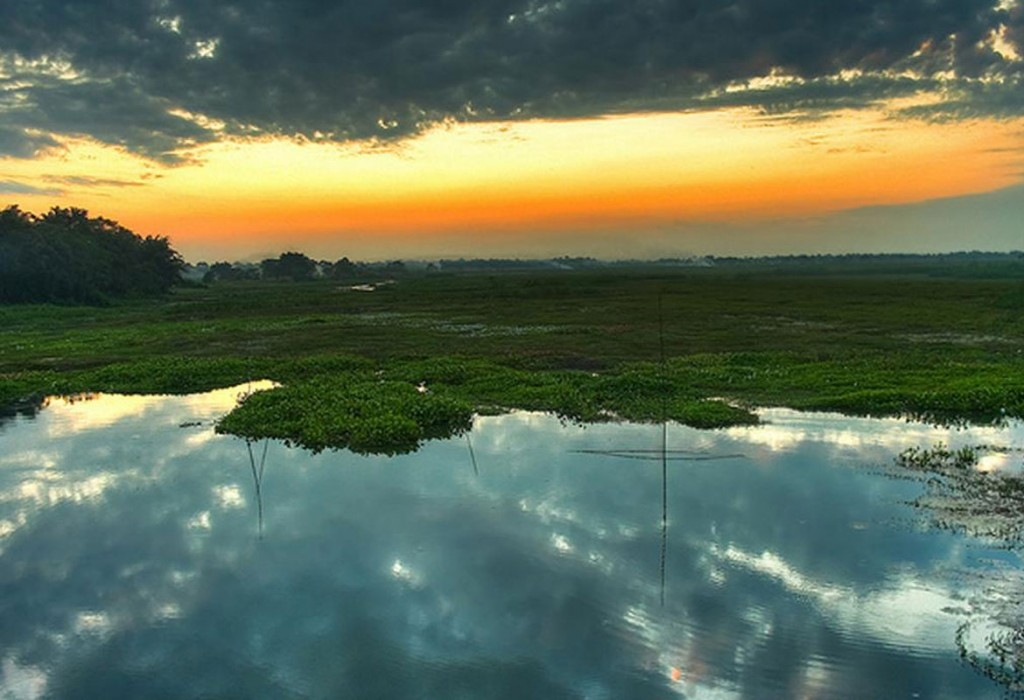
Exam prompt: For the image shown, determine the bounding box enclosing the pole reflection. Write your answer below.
[245,438,270,539]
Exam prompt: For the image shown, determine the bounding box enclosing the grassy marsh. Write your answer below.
[1,264,1022,451]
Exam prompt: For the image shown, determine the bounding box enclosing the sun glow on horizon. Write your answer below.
[4,103,1023,261]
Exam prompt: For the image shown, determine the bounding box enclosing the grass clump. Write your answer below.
[896,443,985,471]
[207,357,757,454]
[216,374,473,456]
[381,357,757,428]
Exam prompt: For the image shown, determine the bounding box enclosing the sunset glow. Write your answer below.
[6,105,1023,261]
[3,1,1024,260]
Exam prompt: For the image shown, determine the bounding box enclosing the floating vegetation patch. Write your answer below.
[896,442,1024,544]
[208,357,759,456]
[802,386,1024,427]
[382,357,759,429]
[894,442,1024,691]
[956,563,1024,693]
[897,443,986,472]
[216,374,474,456]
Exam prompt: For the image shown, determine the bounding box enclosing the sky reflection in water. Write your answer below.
[0,388,1022,699]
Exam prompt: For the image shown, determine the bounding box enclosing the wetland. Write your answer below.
[2,259,1024,696]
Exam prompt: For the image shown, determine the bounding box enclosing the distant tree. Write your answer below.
[329,256,357,279]
[260,252,316,281]
[203,261,247,283]
[0,205,183,303]
[206,261,229,283]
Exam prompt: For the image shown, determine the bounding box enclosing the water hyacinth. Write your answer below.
[216,375,473,455]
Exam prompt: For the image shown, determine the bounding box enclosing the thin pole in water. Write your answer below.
[658,291,668,607]
[661,419,668,608]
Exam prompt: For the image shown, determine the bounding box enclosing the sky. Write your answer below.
[1,0,1023,262]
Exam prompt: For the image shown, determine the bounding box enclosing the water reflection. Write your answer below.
[466,433,480,477]
[0,394,47,429]
[575,423,748,607]
[244,439,270,539]
[0,389,1020,698]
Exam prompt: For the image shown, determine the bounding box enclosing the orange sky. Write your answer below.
[5,103,1024,261]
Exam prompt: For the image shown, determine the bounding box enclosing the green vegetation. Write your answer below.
[1,261,1022,452]
[219,375,474,456]
[896,442,986,473]
[895,442,1024,546]
[0,206,183,303]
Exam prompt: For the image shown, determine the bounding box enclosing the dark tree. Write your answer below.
[204,261,257,283]
[0,205,184,303]
[329,256,357,279]
[261,252,316,281]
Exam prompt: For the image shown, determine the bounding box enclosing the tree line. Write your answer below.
[0,206,183,303]
[195,253,406,283]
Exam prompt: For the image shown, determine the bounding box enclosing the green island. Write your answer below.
[2,254,1022,455]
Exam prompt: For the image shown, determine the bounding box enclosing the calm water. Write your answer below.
[1,386,1023,699]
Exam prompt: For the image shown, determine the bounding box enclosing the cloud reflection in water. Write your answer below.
[0,392,1019,698]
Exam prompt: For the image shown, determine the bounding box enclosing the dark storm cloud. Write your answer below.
[0,124,60,158]
[1,0,1021,160]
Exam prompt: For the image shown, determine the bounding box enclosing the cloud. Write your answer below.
[0,179,62,196]
[1,0,1022,161]
[42,175,144,189]
[0,125,60,159]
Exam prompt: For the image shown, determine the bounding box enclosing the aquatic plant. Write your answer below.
[216,375,474,456]
[955,564,1024,693]
[896,443,984,471]
[895,442,1024,692]
[896,443,1024,543]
